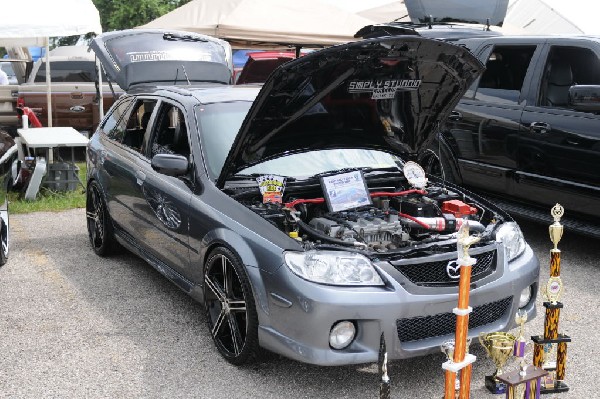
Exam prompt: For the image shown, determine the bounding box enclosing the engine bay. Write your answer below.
[230,163,503,255]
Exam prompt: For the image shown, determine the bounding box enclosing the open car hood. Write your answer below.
[90,29,233,91]
[217,36,483,187]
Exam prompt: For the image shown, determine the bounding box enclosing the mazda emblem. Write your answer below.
[446,260,461,279]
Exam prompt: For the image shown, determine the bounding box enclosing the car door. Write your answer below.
[129,100,193,277]
[518,41,600,220]
[99,97,159,234]
[448,41,540,195]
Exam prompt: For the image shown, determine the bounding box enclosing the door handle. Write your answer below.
[529,122,551,134]
[448,111,462,121]
[135,170,146,186]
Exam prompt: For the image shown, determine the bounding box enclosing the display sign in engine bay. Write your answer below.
[321,170,371,212]
[348,79,422,99]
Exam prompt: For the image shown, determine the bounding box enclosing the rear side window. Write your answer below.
[99,98,133,142]
[475,45,536,104]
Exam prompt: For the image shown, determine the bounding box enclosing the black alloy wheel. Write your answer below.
[204,247,259,365]
[86,182,117,256]
[0,214,9,266]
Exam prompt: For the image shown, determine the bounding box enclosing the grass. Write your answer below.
[9,162,87,214]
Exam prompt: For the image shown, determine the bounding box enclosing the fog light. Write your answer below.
[519,285,533,308]
[329,321,356,350]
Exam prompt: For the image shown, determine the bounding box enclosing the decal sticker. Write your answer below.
[348,80,421,99]
[128,51,213,63]
[256,175,286,204]
[142,187,182,230]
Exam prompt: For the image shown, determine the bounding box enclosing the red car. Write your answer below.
[235,51,296,84]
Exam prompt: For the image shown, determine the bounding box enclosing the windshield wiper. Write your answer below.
[163,33,208,42]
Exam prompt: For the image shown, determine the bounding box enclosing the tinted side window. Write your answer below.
[148,103,190,159]
[100,98,133,142]
[122,99,158,154]
[475,45,536,104]
[540,46,600,108]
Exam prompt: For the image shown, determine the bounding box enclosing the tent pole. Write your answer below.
[45,37,52,127]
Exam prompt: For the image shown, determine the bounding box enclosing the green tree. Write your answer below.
[92,0,191,32]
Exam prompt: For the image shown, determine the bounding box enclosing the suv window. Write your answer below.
[122,99,158,153]
[540,46,600,108]
[475,45,536,104]
[147,103,190,159]
[100,98,133,142]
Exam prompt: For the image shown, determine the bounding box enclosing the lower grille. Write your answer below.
[396,296,513,342]
[390,249,496,286]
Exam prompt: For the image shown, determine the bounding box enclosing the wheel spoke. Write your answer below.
[228,300,246,313]
[211,309,227,337]
[227,313,244,355]
[85,211,97,220]
[205,275,226,302]
[222,255,232,297]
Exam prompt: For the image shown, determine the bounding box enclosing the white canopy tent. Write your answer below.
[505,0,600,35]
[0,0,102,126]
[140,0,374,48]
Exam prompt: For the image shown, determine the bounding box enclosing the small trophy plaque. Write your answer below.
[531,204,571,393]
[479,332,516,394]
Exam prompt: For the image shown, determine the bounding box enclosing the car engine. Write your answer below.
[236,170,499,254]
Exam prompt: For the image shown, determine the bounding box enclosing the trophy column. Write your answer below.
[441,222,479,399]
[531,204,570,394]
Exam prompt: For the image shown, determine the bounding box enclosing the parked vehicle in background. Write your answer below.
[0,62,18,85]
[0,61,20,134]
[235,51,295,84]
[17,45,124,135]
[415,35,600,238]
[0,130,16,267]
[86,32,539,366]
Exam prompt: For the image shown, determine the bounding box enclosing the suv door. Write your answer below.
[446,42,540,195]
[518,41,600,221]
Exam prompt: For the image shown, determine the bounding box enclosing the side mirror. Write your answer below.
[568,85,600,112]
[151,153,189,176]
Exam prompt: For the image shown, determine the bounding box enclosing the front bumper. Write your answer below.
[250,243,539,366]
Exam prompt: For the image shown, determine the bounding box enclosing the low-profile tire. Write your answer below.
[0,213,9,266]
[86,181,117,256]
[204,247,259,365]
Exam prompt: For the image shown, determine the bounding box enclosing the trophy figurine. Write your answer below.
[479,332,516,394]
[531,204,571,393]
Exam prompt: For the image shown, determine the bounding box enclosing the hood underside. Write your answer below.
[218,36,483,187]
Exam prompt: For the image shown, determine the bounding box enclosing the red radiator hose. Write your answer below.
[284,190,427,209]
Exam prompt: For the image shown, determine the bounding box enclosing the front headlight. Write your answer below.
[495,222,526,262]
[284,250,384,286]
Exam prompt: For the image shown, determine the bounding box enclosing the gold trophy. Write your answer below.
[479,332,516,394]
[531,204,571,393]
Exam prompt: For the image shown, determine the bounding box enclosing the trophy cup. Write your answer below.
[479,332,516,393]
[531,204,571,393]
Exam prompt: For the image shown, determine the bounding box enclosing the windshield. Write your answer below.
[242,149,399,177]
[196,102,400,180]
[196,101,251,179]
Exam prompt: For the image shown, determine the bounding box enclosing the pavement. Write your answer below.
[0,208,598,398]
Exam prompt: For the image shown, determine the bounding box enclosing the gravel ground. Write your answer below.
[0,208,598,398]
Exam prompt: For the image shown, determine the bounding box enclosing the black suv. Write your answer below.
[419,35,600,238]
